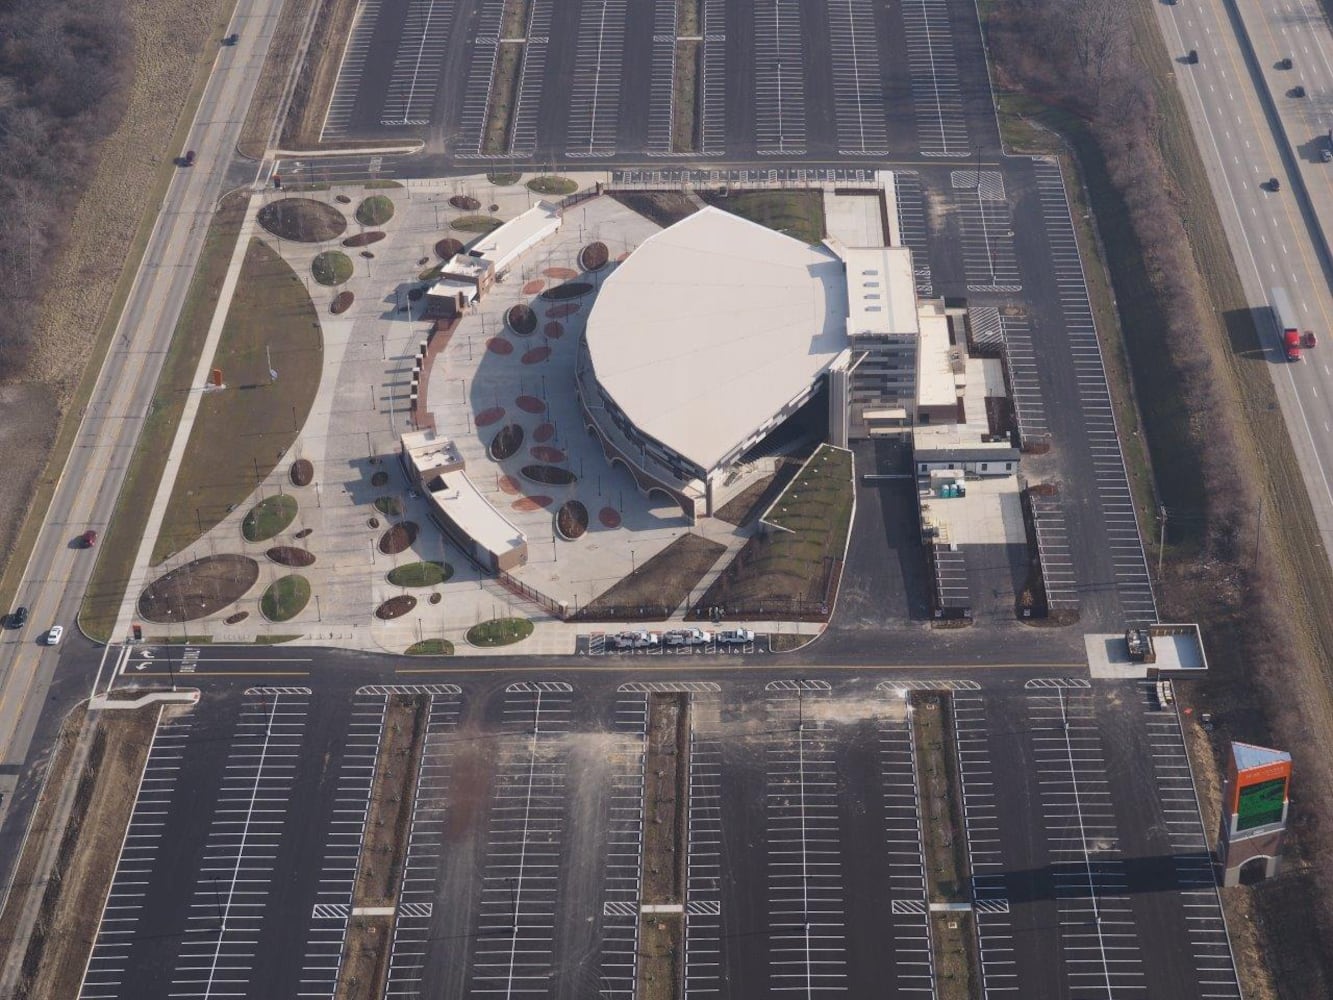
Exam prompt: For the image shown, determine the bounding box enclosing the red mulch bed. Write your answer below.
[435,237,464,258]
[516,395,545,414]
[579,241,609,271]
[543,266,578,279]
[343,231,386,248]
[531,445,566,462]
[376,595,418,619]
[533,422,555,442]
[542,320,563,338]
[522,279,546,295]
[498,475,522,495]
[487,337,514,355]
[476,406,505,427]
[449,194,481,210]
[290,459,313,486]
[521,346,551,364]
[267,546,316,566]
[331,291,354,314]
[512,495,554,512]
[379,521,419,554]
[600,507,622,528]
[545,303,580,319]
[556,500,589,539]
[138,555,259,622]
[617,251,631,262]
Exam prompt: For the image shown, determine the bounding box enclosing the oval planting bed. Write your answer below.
[242,494,298,542]
[487,171,522,186]
[138,555,260,622]
[530,445,566,463]
[342,230,386,248]
[541,282,593,301]
[374,496,403,517]
[434,237,464,259]
[486,337,513,355]
[331,291,354,314]
[290,459,313,487]
[312,250,353,286]
[533,423,555,443]
[556,500,589,540]
[376,595,417,620]
[475,406,506,427]
[522,279,546,295]
[506,303,538,335]
[466,617,534,647]
[522,465,577,486]
[512,496,553,512]
[545,303,581,319]
[542,320,564,339]
[295,528,313,539]
[449,194,481,210]
[379,521,419,554]
[543,266,579,280]
[521,346,550,365]
[225,611,250,625]
[498,474,522,495]
[387,560,454,587]
[260,574,311,622]
[371,470,390,487]
[267,546,316,567]
[257,198,347,242]
[355,195,395,226]
[406,638,452,655]
[490,424,524,460]
[516,395,545,414]
[579,241,609,271]
[600,507,622,528]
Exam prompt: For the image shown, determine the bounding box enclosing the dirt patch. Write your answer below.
[512,495,553,512]
[556,500,588,540]
[486,337,514,355]
[476,406,505,427]
[434,237,464,259]
[713,456,804,527]
[579,241,610,271]
[266,545,316,566]
[490,424,525,460]
[507,303,538,335]
[541,282,593,301]
[599,506,622,528]
[545,302,580,319]
[578,534,725,619]
[521,464,576,486]
[542,320,564,339]
[610,191,699,229]
[257,198,347,242]
[375,594,417,619]
[331,290,354,314]
[379,521,419,555]
[139,554,259,621]
[522,279,546,295]
[516,395,546,414]
[521,346,551,364]
[498,474,522,495]
[290,458,314,486]
[342,231,386,248]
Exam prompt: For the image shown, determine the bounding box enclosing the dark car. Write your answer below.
[1268,177,1281,192]
[80,529,98,548]
[182,149,196,167]
[7,606,28,629]
[1187,49,1199,64]
[223,32,239,45]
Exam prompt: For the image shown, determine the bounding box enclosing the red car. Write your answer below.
[80,530,98,548]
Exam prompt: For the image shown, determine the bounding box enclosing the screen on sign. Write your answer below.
[1237,777,1286,831]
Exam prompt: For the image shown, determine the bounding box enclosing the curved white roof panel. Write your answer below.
[585,207,848,472]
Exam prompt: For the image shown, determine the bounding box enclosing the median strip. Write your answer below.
[637,692,690,1000]
[481,0,534,155]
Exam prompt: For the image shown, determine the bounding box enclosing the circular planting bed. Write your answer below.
[406,638,452,655]
[522,279,546,295]
[379,521,419,555]
[225,611,250,625]
[355,194,395,226]
[487,171,522,186]
[335,194,352,204]
[490,424,525,460]
[267,546,316,567]
[506,303,538,335]
[542,320,563,339]
[290,458,313,487]
[475,406,506,427]
[261,574,310,622]
[257,198,347,242]
[451,215,501,234]
[600,507,622,528]
[449,194,481,210]
[486,337,513,356]
[387,560,454,587]
[368,517,380,529]
[530,445,566,463]
[313,250,353,286]
[466,617,534,646]
[512,495,553,512]
[434,237,465,259]
[543,266,579,280]
[516,395,545,414]
[376,595,417,620]
[545,302,581,319]
[498,474,522,495]
[295,528,313,539]
[527,175,578,196]
[331,290,354,314]
[139,555,259,622]
[522,464,577,486]
[428,592,442,605]
[371,470,390,487]
[579,241,609,271]
[342,230,386,248]
[242,494,298,542]
[521,346,551,365]
[556,500,589,540]
[541,282,593,301]
[533,422,555,443]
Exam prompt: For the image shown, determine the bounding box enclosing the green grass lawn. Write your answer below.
[242,494,298,542]
[701,190,826,244]
[466,617,533,646]
[487,172,522,186]
[406,638,454,655]
[374,495,403,517]
[312,250,353,286]
[387,561,454,587]
[354,195,395,226]
[151,237,322,564]
[526,175,578,196]
[451,215,502,233]
[260,573,310,622]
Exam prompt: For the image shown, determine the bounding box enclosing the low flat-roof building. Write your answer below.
[426,201,562,318]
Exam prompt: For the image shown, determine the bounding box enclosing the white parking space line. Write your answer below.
[647,0,727,157]
[685,696,723,997]
[900,0,969,156]
[753,0,807,155]
[951,170,1021,293]
[509,0,552,155]
[382,693,463,995]
[380,0,456,126]
[645,0,677,155]
[699,0,727,154]
[457,0,503,153]
[78,712,187,1000]
[892,171,934,298]
[597,694,648,997]
[169,689,311,999]
[1033,159,1157,626]
[321,0,383,139]
[567,0,628,157]
[827,0,890,155]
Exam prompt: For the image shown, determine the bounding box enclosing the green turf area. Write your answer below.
[80,193,249,641]
[526,175,578,196]
[260,573,310,622]
[387,561,453,587]
[406,638,454,655]
[152,237,322,564]
[354,195,395,226]
[374,495,403,517]
[451,215,502,233]
[241,494,298,542]
[312,250,353,286]
[466,617,533,646]
[701,190,825,244]
[487,172,522,186]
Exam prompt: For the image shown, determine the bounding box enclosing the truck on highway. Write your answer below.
[1271,286,1303,361]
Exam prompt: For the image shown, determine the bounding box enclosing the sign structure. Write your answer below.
[1219,742,1291,886]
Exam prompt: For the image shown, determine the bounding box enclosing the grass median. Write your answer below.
[702,189,826,244]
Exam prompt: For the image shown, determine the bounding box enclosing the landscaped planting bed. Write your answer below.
[387,561,453,587]
[490,424,524,460]
[541,282,592,301]
[290,459,313,486]
[376,595,417,619]
[260,574,310,622]
[487,337,513,355]
[267,546,316,567]
[434,237,464,258]
[580,241,609,271]
[371,470,390,487]
[522,464,577,485]
[257,198,347,242]
[452,215,501,233]
[242,494,298,542]
[355,195,395,226]
[331,291,354,314]
[342,231,385,248]
[449,194,481,210]
[512,495,553,511]
[487,172,522,186]
[556,500,589,539]
[466,617,534,646]
[527,175,578,195]
[507,303,538,335]
[312,250,353,286]
[379,521,419,554]
[406,639,454,655]
[138,555,260,622]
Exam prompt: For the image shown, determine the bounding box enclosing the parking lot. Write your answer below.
[69,672,1239,998]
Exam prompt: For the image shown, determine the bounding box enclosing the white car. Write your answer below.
[611,630,659,649]
[45,625,64,646]
[663,628,713,647]
[716,628,755,645]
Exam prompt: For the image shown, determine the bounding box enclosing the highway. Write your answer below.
[1154,0,1333,547]
[0,0,281,782]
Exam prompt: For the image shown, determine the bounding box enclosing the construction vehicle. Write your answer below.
[1271,286,1304,361]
